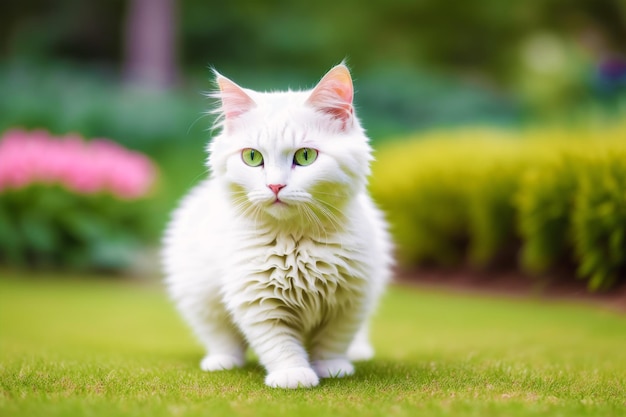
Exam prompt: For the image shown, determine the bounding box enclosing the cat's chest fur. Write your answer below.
[255,232,360,294]
[221,223,369,330]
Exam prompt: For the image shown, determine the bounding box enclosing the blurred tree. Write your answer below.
[123,0,179,89]
[1,0,624,91]
[1,0,124,63]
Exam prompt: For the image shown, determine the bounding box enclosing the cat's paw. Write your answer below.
[200,354,244,371]
[265,367,319,389]
[347,342,374,361]
[312,358,355,379]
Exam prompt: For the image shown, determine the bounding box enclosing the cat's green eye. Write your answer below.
[294,148,318,166]
[242,148,264,167]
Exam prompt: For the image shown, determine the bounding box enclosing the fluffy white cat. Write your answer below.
[162,64,393,389]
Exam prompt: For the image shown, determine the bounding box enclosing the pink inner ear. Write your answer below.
[307,65,354,121]
[217,76,256,119]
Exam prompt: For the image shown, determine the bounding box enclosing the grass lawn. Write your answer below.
[1,272,624,417]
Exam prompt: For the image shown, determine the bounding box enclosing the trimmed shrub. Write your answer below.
[516,157,579,273]
[572,151,626,290]
[466,161,523,268]
[371,133,472,266]
[371,129,529,269]
[371,121,626,291]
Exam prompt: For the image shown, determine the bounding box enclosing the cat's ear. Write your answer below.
[214,72,256,119]
[306,64,354,123]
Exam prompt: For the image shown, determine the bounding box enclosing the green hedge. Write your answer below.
[371,122,626,291]
[0,186,153,271]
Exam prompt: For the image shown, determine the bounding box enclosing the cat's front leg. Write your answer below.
[170,286,247,372]
[310,309,366,379]
[237,318,319,389]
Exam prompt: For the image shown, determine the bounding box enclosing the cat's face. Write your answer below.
[208,65,372,225]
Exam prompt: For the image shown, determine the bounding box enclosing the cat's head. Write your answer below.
[207,65,372,227]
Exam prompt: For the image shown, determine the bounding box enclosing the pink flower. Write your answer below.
[0,129,157,199]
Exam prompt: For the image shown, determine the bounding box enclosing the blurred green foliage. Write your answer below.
[4,0,625,82]
[0,61,522,149]
[517,158,579,273]
[0,185,154,271]
[571,154,626,290]
[2,0,625,115]
[0,63,206,153]
[371,122,626,291]
[2,0,624,146]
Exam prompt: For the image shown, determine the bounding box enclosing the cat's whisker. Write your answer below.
[229,196,252,214]
[285,193,327,240]
[300,204,327,243]
[252,205,266,235]
[311,200,343,232]
[230,198,263,229]
[298,202,329,237]
[309,190,348,199]
[314,196,345,214]
[295,205,313,236]
[244,205,263,232]
[310,201,347,247]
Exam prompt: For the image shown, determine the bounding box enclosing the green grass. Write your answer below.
[1,272,625,417]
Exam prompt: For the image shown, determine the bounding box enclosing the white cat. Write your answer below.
[162,64,393,389]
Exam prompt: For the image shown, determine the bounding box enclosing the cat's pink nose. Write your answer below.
[268,184,285,196]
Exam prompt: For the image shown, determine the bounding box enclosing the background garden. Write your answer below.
[1,1,625,416]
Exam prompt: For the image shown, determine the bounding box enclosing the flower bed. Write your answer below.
[0,129,157,271]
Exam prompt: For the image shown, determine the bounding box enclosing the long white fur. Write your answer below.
[162,65,393,389]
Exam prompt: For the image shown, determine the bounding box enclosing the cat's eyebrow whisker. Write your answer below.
[187,111,216,137]
[186,168,212,189]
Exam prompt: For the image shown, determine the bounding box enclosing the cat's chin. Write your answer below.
[264,202,298,220]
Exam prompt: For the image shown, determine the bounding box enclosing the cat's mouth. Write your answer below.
[262,198,296,220]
